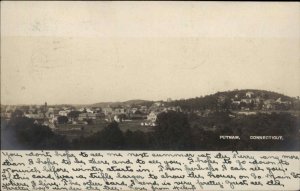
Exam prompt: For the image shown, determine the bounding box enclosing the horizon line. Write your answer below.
[1,88,299,106]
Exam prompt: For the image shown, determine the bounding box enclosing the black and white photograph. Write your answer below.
[1,2,299,151]
[1,2,300,191]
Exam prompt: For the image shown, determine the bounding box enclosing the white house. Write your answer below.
[275,97,292,105]
[24,113,44,119]
[113,115,121,122]
[241,98,253,104]
[86,108,94,113]
[78,113,101,121]
[231,100,241,105]
[147,111,159,122]
[246,92,254,98]
[58,110,69,116]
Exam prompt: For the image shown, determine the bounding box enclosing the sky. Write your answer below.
[1,2,300,105]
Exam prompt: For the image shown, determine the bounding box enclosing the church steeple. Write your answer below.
[43,102,48,119]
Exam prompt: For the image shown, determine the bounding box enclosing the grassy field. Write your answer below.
[54,119,154,140]
[119,120,154,132]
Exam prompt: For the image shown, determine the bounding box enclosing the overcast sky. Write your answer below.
[1,2,300,105]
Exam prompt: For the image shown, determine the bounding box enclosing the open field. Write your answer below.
[53,119,154,140]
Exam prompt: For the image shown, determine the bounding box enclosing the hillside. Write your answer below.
[91,99,153,108]
[86,89,299,111]
[169,89,299,111]
[214,89,294,101]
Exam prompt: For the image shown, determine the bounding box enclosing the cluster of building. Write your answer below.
[1,101,182,128]
[2,91,298,129]
[219,91,294,111]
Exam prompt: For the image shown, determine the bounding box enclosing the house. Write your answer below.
[147,111,159,122]
[129,111,146,120]
[79,108,86,112]
[114,108,126,115]
[85,108,94,113]
[58,110,69,116]
[24,113,44,119]
[276,97,282,103]
[78,113,88,121]
[45,108,55,118]
[78,113,102,121]
[93,108,102,113]
[241,98,253,104]
[275,97,292,105]
[140,106,148,113]
[254,97,262,104]
[231,99,241,105]
[153,102,164,107]
[237,111,257,115]
[78,107,93,113]
[114,115,120,122]
[141,121,156,127]
[50,116,59,123]
[149,104,165,113]
[246,91,254,98]
[130,108,138,114]
[113,114,126,122]
[46,112,54,118]
[163,106,181,112]
[263,99,275,110]
[241,107,250,111]
[103,107,113,116]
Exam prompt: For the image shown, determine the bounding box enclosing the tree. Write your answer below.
[124,130,149,149]
[154,111,193,150]
[2,117,69,150]
[67,111,81,120]
[57,116,69,124]
[84,118,93,125]
[118,114,127,122]
[11,109,23,118]
[82,121,125,150]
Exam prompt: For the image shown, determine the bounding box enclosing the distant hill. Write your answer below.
[91,99,153,108]
[168,89,298,111]
[213,89,294,101]
[85,89,298,110]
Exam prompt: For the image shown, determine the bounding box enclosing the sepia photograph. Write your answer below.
[1,2,300,191]
[1,2,299,152]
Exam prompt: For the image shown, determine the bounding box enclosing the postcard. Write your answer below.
[1,1,299,190]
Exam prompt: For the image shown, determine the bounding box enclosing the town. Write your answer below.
[1,91,300,126]
[1,90,300,149]
[1,99,181,140]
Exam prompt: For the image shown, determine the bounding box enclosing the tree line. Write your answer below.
[1,110,299,150]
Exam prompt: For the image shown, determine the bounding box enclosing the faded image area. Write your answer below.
[1,2,300,150]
